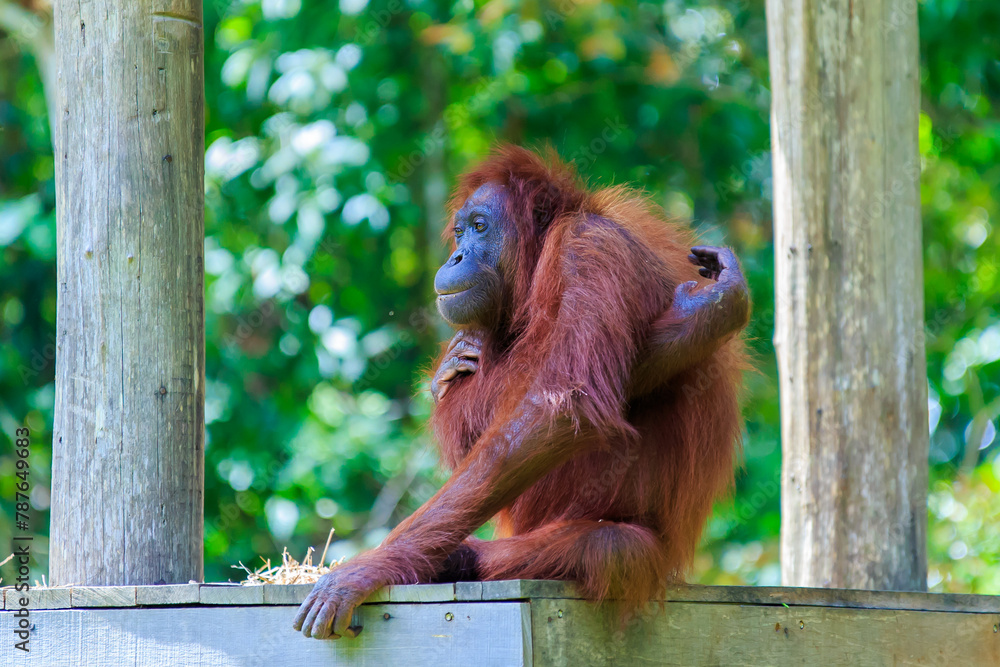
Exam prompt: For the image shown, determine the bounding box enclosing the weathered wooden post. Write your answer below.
[50,2,205,585]
[766,0,928,590]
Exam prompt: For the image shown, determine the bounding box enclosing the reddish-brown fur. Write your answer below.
[293,146,748,639]
[426,146,747,611]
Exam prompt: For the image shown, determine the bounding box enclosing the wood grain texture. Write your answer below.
[12,581,999,612]
[480,581,1000,613]
[4,587,71,610]
[72,586,137,608]
[254,582,455,605]
[135,583,200,606]
[50,1,206,586]
[199,584,263,606]
[2,584,997,665]
[657,584,1000,614]
[481,580,577,601]
[529,598,999,667]
[456,581,484,601]
[0,603,531,666]
[766,0,928,589]
[261,583,314,605]
[389,582,456,603]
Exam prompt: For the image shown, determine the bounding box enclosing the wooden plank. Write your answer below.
[520,595,533,665]
[199,584,264,606]
[456,581,483,601]
[365,586,391,603]
[659,584,1000,614]
[529,598,1000,666]
[8,581,1000,615]
[0,602,530,666]
[481,580,577,601]
[258,584,395,605]
[262,584,313,605]
[136,584,200,606]
[258,582,454,605]
[389,583,455,603]
[72,586,136,608]
[469,581,1000,614]
[5,587,72,610]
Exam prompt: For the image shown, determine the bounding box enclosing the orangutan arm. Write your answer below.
[629,246,750,398]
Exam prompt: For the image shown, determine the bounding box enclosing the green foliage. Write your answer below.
[928,463,1000,593]
[0,0,997,591]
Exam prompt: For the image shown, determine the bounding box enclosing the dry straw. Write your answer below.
[235,528,342,586]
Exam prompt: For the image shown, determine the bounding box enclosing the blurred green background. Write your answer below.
[0,0,997,593]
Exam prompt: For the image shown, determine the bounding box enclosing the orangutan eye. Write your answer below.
[473,217,488,233]
[455,226,464,238]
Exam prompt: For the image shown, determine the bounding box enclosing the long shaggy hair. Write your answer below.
[429,145,747,613]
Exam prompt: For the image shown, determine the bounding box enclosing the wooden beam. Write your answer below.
[766,0,928,589]
[49,1,206,585]
[529,598,998,666]
[1,582,996,665]
[5,581,999,612]
[2,603,532,666]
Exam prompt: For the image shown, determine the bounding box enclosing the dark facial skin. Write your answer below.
[434,183,507,327]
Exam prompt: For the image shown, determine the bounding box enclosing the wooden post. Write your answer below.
[50,2,205,585]
[766,1,928,589]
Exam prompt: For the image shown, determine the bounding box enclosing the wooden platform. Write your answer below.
[2,581,998,665]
